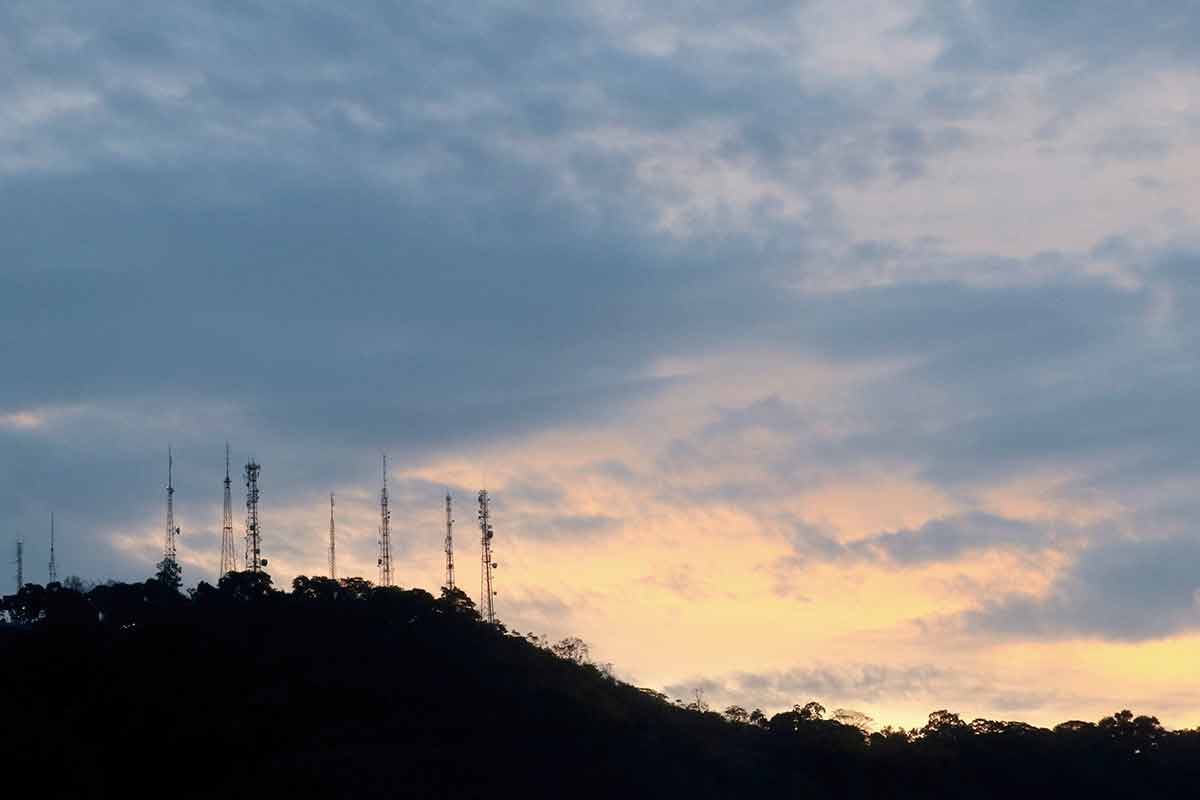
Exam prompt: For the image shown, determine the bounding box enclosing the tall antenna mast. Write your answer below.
[329,493,336,580]
[157,447,182,587]
[478,489,496,624]
[220,443,237,576]
[444,492,455,591]
[15,538,23,591]
[377,454,392,586]
[165,448,177,564]
[48,512,57,583]
[244,459,263,572]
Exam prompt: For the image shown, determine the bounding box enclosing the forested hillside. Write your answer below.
[2,575,1198,798]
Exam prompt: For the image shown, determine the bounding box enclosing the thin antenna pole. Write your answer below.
[166,447,175,563]
[478,489,496,624]
[220,443,237,576]
[159,446,181,586]
[15,538,23,591]
[378,454,392,586]
[329,493,336,580]
[48,512,57,583]
[444,492,455,591]
[244,460,262,572]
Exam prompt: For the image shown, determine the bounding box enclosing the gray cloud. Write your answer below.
[918,1,1200,74]
[2,0,1200,620]
[963,536,1200,641]
[885,124,970,180]
[1093,126,1172,162]
[656,254,1200,501]
[781,512,1062,569]
[663,662,1059,716]
[850,512,1050,564]
[736,664,948,702]
[507,509,624,543]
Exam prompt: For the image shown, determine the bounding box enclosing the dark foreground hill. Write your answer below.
[2,574,1199,799]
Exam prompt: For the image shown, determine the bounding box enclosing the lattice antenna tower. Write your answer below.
[244,459,263,573]
[48,512,57,583]
[478,489,496,624]
[14,538,23,591]
[377,454,392,586]
[328,493,336,580]
[220,443,237,576]
[444,492,455,591]
[163,447,179,572]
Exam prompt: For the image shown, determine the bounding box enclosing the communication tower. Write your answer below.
[159,447,181,585]
[48,512,57,583]
[244,460,263,572]
[329,493,336,580]
[377,455,392,586]
[444,492,455,591]
[220,443,237,576]
[478,490,496,624]
[14,538,23,591]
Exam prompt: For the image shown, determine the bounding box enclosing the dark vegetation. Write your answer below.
[3,575,1199,799]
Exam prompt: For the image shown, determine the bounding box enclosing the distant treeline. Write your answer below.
[2,574,1198,798]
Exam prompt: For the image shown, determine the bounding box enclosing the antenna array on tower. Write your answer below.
[378,455,392,587]
[444,492,455,591]
[245,460,263,572]
[61,450,509,606]
[478,490,496,624]
[165,449,178,565]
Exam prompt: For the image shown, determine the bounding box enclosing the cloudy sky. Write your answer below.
[5,1,1200,728]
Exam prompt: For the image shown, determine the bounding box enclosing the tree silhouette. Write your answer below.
[437,585,476,615]
[723,705,750,724]
[1,583,46,624]
[799,701,827,721]
[551,636,591,665]
[4,576,1200,798]
[216,569,275,602]
[155,557,182,591]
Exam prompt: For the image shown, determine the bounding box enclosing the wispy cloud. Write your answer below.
[0,410,45,431]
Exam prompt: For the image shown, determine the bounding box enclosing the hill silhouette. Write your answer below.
[3,575,1199,798]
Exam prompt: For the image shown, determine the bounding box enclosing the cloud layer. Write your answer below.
[5,1,1200,728]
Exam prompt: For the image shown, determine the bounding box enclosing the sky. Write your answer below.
[4,1,1200,730]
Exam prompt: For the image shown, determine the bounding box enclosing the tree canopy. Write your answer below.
[2,574,1198,798]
